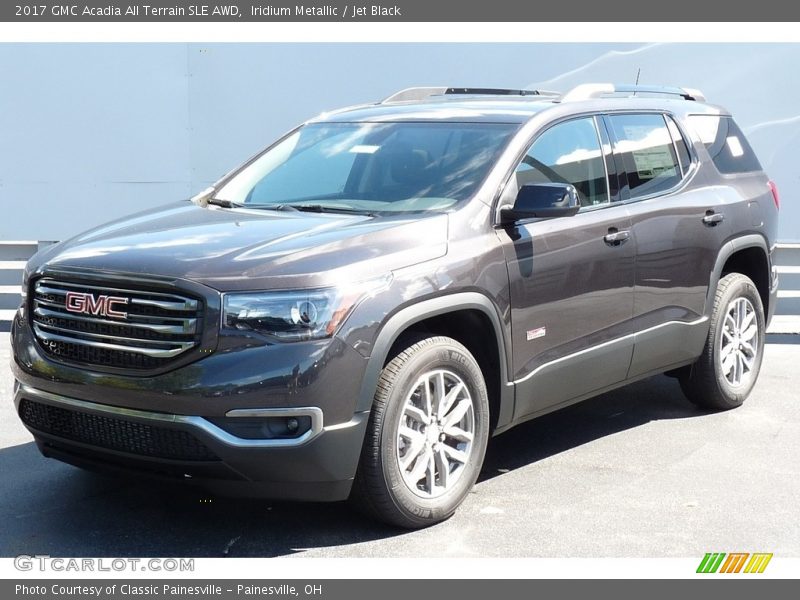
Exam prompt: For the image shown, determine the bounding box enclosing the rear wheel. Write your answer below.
[352,336,490,529]
[679,273,765,410]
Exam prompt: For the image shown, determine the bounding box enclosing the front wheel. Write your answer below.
[352,336,490,529]
[679,273,766,410]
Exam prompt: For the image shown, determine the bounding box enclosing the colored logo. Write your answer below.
[65,291,129,319]
[697,552,773,574]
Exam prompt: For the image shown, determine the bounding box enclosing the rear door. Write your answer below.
[497,116,636,419]
[605,112,731,378]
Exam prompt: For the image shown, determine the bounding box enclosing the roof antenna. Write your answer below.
[633,68,641,96]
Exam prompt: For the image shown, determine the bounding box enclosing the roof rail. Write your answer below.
[562,83,706,103]
[381,87,561,104]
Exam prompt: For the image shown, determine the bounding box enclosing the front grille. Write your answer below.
[19,399,219,461]
[31,278,203,370]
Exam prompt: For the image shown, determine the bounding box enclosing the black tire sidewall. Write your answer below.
[378,340,489,525]
[710,276,766,405]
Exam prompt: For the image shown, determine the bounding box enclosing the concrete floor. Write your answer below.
[1,334,798,558]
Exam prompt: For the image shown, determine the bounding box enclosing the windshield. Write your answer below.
[215,122,518,213]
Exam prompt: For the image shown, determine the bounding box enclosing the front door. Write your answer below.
[497,116,636,419]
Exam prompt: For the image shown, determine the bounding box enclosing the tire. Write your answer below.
[679,273,766,410]
[351,336,490,529]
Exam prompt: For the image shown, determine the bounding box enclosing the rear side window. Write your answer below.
[687,115,762,174]
[608,113,681,199]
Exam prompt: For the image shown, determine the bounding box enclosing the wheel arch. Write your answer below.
[355,293,514,432]
[707,234,771,319]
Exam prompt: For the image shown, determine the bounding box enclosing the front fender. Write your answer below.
[353,292,515,430]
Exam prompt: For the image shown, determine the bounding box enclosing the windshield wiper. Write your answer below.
[206,198,243,208]
[247,203,375,216]
[289,204,375,216]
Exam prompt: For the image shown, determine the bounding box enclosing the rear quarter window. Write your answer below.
[687,115,762,174]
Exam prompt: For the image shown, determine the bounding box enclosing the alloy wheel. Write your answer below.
[396,369,475,498]
[719,296,759,387]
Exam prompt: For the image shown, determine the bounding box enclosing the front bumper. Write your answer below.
[11,318,371,501]
[14,383,368,501]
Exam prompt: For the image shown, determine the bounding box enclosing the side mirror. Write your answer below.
[500,183,580,223]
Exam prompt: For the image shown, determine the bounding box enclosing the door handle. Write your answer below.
[702,211,725,226]
[604,229,630,246]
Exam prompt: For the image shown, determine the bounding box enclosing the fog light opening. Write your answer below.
[208,415,313,440]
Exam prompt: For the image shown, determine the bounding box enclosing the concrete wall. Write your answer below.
[1,43,798,242]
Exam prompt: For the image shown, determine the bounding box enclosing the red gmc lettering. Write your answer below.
[65,291,129,319]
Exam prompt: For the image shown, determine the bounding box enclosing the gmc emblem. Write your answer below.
[65,291,129,319]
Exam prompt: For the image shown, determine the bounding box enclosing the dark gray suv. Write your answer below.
[11,84,780,528]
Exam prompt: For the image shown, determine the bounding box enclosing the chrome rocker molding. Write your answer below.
[15,384,324,449]
[512,316,709,385]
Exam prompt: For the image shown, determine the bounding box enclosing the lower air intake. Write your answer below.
[19,399,219,462]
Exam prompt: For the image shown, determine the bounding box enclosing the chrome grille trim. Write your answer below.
[33,306,196,335]
[130,297,199,312]
[32,298,194,324]
[31,278,203,368]
[33,322,195,350]
[35,283,198,312]
[33,326,193,358]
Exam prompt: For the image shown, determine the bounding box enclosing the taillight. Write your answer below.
[768,180,780,210]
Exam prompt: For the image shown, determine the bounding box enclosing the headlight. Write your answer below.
[222,276,390,341]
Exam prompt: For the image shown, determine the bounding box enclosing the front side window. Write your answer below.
[215,122,518,214]
[515,117,609,206]
[608,113,681,199]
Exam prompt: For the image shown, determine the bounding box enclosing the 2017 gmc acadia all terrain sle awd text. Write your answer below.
[11,84,780,528]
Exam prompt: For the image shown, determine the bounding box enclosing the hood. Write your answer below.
[30,202,448,291]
